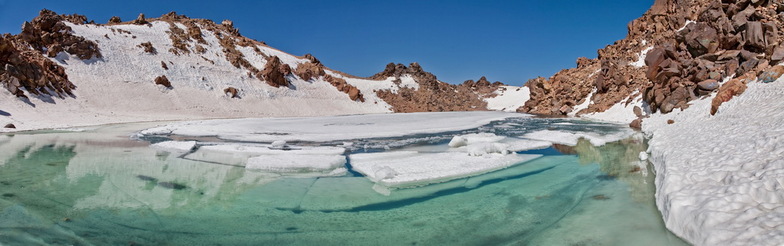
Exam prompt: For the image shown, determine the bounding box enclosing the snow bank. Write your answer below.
[581,93,646,124]
[0,20,402,132]
[643,77,784,245]
[140,111,524,142]
[485,86,530,112]
[350,151,541,188]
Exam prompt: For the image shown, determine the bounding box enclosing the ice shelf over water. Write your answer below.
[139,111,523,142]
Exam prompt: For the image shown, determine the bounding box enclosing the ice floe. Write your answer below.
[350,151,542,189]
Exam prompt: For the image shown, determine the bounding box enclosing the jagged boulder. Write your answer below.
[154,75,172,88]
[261,56,290,87]
[294,62,325,81]
[133,13,148,25]
[108,16,121,24]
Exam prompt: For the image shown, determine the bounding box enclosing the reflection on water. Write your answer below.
[0,120,687,245]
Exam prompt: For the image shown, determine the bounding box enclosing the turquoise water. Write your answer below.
[0,119,688,245]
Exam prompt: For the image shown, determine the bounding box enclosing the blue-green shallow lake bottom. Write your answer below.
[0,121,688,245]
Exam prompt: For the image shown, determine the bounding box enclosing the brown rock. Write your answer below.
[711,76,749,115]
[138,42,156,54]
[576,57,592,68]
[303,53,321,65]
[633,106,643,117]
[629,118,642,130]
[667,119,675,124]
[223,87,239,98]
[294,61,325,81]
[4,123,15,129]
[108,16,121,24]
[697,79,719,91]
[154,75,172,88]
[759,65,784,83]
[771,46,784,64]
[261,56,289,87]
[682,22,718,57]
[132,13,148,25]
[743,21,766,51]
[160,61,168,70]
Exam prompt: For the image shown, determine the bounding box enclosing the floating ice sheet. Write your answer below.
[350,151,542,188]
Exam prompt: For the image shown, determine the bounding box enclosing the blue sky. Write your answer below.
[0,0,652,86]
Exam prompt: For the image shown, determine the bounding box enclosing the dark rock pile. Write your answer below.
[373,62,503,112]
[0,9,102,99]
[521,0,784,121]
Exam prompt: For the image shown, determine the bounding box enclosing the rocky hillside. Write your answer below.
[0,10,520,130]
[520,0,784,127]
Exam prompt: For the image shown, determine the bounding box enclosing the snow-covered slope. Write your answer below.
[641,77,784,245]
[0,16,451,131]
[484,86,529,112]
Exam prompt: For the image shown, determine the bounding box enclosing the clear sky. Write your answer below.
[0,0,653,86]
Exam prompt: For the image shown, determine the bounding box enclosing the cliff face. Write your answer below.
[520,0,784,123]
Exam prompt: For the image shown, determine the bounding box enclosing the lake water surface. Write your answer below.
[0,116,688,245]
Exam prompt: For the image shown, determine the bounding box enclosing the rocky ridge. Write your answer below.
[372,62,504,112]
[0,10,101,100]
[1,10,505,113]
[520,0,784,126]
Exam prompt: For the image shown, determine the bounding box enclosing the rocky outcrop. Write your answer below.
[108,16,121,24]
[261,56,291,87]
[373,62,503,112]
[294,61,325,81]
[138,42,156,54]
[324,74,364,101]
[520,0,784,120]
[0,9,102,99]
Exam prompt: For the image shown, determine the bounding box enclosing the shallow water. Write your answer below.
[0,118,688,245]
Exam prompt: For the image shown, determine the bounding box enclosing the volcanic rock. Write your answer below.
[154,75,172,88]
[133,13,148,25]
[294,62,325,81]
[138,42,156,54]
[697,79,719,91]
[374,63,502,112]
[261,56,290,87]
[224,87,239,98]
[108,16,121,24]
[711,75,750,115]
[759,65,784,82]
